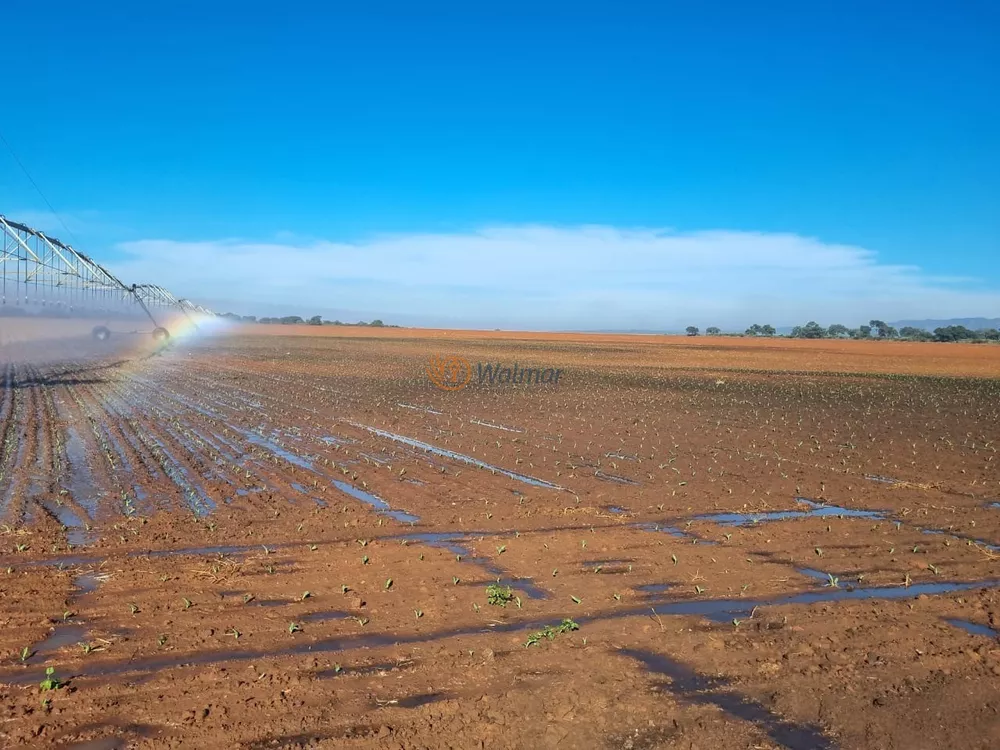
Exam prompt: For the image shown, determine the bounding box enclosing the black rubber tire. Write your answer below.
[152,327,171,342]
[92,326,111,342]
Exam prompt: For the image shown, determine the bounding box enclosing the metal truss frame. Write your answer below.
[1,214,212,335]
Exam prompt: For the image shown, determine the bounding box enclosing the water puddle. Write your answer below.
[651,579,1000,624]
[635,522,708,543]
[331,480,419,524]
[31,625,87,657]
[865,474,900,485]
[320,435,356,446]
[693,498,883,527]
[39,499,96,546]
[945,619,999,638]
[242,430,313,470]
[65,427,103,518]
[398,403,443,415]
[347,422,565,490]
[300,611,352,623]
[621,649,834,750]
[469,418,522,433]
[636,583,671,595]
[595,471,639,486]
[607,506,628,515]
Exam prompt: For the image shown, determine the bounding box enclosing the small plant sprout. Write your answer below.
[310,544,318,551]
[928,563,940,575]
[129,603,139,615]
[243,593,255,604]
[39,667,62,692]
[288,622,302,634]
[227,628,241,640]
[341,584,350,594]
[414,609,423,619]
[301,591,312,600]
[487,584,515,607]
[695,585,706,594]
[182,597,192,610]
[525,619,579,647]
[571,595,582,604]
[825,574,839,588]
[496,545,506,555]
[671,554,678,565]
[452,576,460,585]
[384,578,393,590]
[814,548,823,557]
[552,569,558,577]
[362,555,370,565]
[20,646,33,662]
[158,635,168,647]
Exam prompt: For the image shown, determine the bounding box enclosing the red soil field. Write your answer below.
[0,324,998,749]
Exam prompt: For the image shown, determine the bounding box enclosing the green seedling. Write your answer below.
[20,646,33,662]
[814,548,823,557]
[182,598,192,610]
[362,555,370,565]
[357,539,368,547]
[341,584,350,594]
[414,609,423,619]
[928,563,940,575]
[525,619,579,647]
[63,611,73,621]
[671,554,678,565]
[39,667,62,692]
[452,576,460,585]
[301,591,312,600]
[487,584,515,607]
[333,663,342,673]
[355,617,369,627]
[243,593,255,604]
[571,595,582,604]
[515,596,522,609]
[288,622,302,634]
[158,635,168,647]
[824,574,839,588]
[552,569,558,577]
[265,565,276,575]
[594,566,603,574]
[455,554,462,562]
[695,585,706,594]
[227,628,241,640]
[612,593,621,601]
[496,545,506,555]
[310,544,318,551]
[129,603,139,615]
[473,603,480,612]
[80,642,94,654]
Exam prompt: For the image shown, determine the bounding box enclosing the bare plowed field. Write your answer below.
[1,325,999,749]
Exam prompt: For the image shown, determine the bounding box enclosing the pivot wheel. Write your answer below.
[92,326,111,342]
[152,327,171,342]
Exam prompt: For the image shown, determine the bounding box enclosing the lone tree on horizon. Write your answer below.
[685,326,699,336]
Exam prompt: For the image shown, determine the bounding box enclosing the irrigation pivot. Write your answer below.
[0,214,212,342]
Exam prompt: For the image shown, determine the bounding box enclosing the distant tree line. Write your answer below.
[217,312,393,327]
[685,319,1000,343]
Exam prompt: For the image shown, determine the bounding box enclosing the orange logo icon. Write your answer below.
[426,354,472,391]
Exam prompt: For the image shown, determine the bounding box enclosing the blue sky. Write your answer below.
[1,1,997,329]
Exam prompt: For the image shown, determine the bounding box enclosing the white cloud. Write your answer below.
[108,226,1000,330]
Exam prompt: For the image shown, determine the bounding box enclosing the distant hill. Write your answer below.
[891,318,1000,331]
